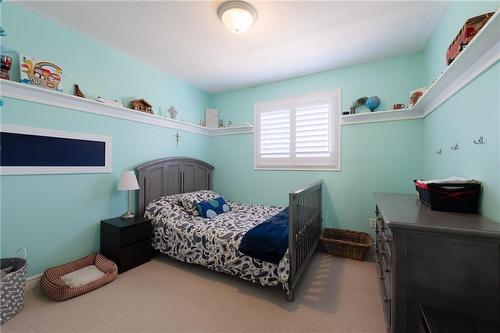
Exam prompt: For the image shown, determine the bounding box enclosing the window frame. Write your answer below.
[253,89,341,171]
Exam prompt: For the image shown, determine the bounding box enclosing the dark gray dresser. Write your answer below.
[374,193,500,333]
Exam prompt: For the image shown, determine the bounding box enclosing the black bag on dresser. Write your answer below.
[414,179,481,213]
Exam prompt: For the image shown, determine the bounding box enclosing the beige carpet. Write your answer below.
[2,253,386,333]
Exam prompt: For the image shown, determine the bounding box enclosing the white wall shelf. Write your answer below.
[2,10,498,129]
[0,79,253,136]
[342,10,500,125]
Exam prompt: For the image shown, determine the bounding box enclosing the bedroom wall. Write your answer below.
[422,1,500,222]
[210,52,426,233]
[0,3,211,276]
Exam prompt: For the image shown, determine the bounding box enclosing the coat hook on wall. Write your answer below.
[473,136,486,144]
[435,149,442,155]
[450,143,459,150]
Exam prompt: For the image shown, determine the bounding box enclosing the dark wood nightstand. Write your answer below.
[100,216,153,273]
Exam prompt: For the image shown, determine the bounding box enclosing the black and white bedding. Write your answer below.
[144,193,291,292]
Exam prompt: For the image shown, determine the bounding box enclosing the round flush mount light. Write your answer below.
[218,1,257,34]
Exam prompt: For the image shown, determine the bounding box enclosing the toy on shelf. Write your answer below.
[409,87,426,107]
[130,99,153,114]
[0,55,12,80]
[446,12,494,65]
[20,55,63,92]
[349,96,368,114]
[393,103,405,110]
[74,84,85,98]
[96,97,122,108]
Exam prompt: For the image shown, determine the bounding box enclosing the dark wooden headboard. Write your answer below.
[135,157,214,216]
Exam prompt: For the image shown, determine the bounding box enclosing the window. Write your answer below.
[254,90,340,170]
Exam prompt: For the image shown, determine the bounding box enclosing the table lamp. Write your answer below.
[118,171,140,219]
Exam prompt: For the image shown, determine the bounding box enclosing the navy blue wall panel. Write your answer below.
[0,132,106,166]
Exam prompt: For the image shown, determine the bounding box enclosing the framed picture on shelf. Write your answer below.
[205,108,219,128]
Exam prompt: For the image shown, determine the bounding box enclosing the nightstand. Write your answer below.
[100,216,153,273]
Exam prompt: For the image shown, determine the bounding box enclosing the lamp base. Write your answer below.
[121,211,135,219]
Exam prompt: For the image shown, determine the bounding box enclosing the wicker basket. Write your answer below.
[320,228,372,261]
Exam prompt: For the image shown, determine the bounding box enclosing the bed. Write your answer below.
[135,157,322,301]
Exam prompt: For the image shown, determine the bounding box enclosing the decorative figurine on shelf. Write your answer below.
[130,99,153,114]
[167,106,178,119]
[366,96,381,111]
[20,55,63,91]
[350,96,368,114]
[409,87,426,107]
[74,84,85,98]
[0,55,12,80]
[226,120,233,127]
[218,119,224,128]
[393,103,405,110]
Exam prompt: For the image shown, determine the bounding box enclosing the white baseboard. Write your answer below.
[26,273,42,291]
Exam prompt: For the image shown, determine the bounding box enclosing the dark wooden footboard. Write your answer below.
[287,180,323,301]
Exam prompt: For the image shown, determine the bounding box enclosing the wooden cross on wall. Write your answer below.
[174,132,181,148]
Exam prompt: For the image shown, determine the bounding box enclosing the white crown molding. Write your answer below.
[0,80,253,136]
[341,10,500,126]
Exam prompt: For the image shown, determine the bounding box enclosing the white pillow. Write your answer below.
[60,265,105,288]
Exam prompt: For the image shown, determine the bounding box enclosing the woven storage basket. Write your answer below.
[320,228,372,261]
[1,248,27,325]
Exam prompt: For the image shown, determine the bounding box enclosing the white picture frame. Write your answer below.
[0,124,112,175]
[205,108,219,128]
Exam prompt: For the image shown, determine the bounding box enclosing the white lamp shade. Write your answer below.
[117,171,139,191]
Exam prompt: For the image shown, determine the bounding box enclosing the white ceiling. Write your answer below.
[20,1,447,93]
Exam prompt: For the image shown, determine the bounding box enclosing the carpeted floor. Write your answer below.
[2,253,386,333]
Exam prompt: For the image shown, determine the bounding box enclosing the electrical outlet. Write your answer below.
[369,218,377,229]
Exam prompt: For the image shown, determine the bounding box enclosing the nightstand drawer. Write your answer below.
[119,240,151,272]
[120,223,152,248]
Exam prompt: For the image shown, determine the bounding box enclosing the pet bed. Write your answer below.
[40,253,117,301]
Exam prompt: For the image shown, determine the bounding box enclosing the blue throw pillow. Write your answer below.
[196,196,230,218]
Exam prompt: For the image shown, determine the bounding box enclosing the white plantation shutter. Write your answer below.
[254,90,340,170]
[260,109,290,159]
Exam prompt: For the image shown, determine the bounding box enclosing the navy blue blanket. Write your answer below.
[238,208,289,265]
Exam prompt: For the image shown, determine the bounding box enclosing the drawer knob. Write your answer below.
[383,296,390,302]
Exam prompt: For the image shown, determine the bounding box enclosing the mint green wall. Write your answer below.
[210,53,426,232]
[0,3,211,276]
[422,1,500,222]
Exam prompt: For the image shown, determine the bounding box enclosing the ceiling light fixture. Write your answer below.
[218,1,257,34]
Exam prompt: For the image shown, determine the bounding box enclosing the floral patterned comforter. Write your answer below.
[144,195,290,292]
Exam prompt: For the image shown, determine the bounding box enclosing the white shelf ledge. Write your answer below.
[342,10,500,125]
[341,108,422,125]
[0,80,253,136]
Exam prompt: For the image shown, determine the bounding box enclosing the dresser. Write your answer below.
[374,193,500,333]
[100,216,153,273]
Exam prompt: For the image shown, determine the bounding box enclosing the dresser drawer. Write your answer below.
[120,223,152,248]
[119,240,151,272]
